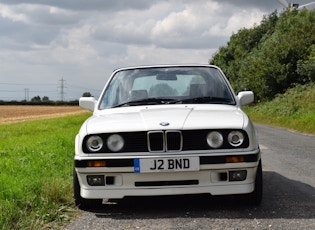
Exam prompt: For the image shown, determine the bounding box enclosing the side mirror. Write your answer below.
[237,91,254,106]
[79,97,97,112]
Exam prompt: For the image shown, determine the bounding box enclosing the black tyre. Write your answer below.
[73,169,102,210]
[246,160,263,205]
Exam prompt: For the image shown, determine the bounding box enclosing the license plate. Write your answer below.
[134,157,200,173]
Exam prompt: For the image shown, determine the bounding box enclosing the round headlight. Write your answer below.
[228,131,244,147]
[207,131,223,148]
[107,134,124,152]
[86,135,103,152]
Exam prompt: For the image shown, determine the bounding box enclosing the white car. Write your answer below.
[74,64,262,209]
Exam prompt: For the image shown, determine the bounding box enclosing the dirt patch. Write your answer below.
[0,106,89,124]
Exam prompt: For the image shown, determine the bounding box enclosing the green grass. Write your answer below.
[0,113,90,229]
[244,83,315,135]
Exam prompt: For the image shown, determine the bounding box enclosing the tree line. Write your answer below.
[0,92,92,106]
[0,100,79,106]
[210,9,315,101]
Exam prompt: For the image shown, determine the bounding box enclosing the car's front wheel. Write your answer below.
[246,160,263,205]
[73,169,103,210]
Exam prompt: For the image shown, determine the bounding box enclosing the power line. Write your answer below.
[0,82,57,86]
[67,83,102,92]
[1,79,103,101]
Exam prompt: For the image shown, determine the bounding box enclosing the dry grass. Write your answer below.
[0,105,88,124]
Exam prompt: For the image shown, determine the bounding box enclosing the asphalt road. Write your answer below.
[66,124,315,230]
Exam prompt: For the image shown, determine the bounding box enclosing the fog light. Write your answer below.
[229,170,247,181]
[87,175,105,186]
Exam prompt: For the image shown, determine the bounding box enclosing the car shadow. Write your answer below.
[89,171,315,220]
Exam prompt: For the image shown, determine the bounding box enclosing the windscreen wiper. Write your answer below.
[174,96,234,105]
[112,98,177,108]
[113,97,234,108]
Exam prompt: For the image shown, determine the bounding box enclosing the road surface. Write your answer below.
[66,124,315,229]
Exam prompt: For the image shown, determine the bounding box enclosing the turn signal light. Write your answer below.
[226,156,245,163]
[87,160,106,167]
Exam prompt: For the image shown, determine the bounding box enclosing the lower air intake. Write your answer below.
[135,180,199,187]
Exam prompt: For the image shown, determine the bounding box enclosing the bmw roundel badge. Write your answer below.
[160,122,170,126]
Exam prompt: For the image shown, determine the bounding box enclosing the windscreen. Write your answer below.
[99,66,235,109]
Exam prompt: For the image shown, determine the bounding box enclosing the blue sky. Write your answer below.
[0,0,312,101]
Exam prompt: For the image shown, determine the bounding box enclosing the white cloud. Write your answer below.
[50,25,99,64]
[225,8,265,34]
[151,1,223,49]
[112,45,213,67]
[0,4,28,22]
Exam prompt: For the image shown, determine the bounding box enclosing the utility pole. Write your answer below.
[58,77,66,101]
[24,88,29,101]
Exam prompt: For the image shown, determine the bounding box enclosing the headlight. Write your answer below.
[107,134,124,152]
[207,131,223,148]
[228,131,244,147]
[86,135,103,152]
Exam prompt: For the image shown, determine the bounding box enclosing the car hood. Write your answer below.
[83,105,246,134]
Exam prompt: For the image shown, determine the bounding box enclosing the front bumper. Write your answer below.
[74,150,260,199]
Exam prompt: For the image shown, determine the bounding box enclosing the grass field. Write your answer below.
[0,109,91,229]
[244,83,315,135]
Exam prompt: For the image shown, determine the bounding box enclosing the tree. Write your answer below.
[210,9,315,100]
[210,11,279,95]
[31,96,41,102]
[297,44,315,82]
[82,92,92,97]
[42,96,50,102]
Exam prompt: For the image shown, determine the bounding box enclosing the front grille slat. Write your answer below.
[166,131,182,151]
[147,131,165,152]
[148,131,182,152]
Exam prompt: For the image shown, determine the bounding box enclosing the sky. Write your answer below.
[0,0,312,101]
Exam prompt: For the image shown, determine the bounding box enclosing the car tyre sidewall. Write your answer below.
[73,168,102,210]
[246,160,263,205]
